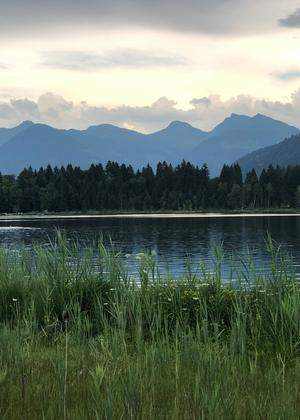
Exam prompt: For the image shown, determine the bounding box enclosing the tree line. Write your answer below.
[1,161,300,213]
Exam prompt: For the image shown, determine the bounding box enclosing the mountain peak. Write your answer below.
[253,113,268,120]
[211,113,251,134]
[228,113,252,121]
[230,113,244,119]
[88,123,117,129]
[86,123,142,135]
[18,120,34,128]
[251,113,297,127]
[167,121,194,130]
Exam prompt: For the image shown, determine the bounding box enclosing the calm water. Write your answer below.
[0,215,299,279]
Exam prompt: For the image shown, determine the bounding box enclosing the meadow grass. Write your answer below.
[0,234,299,419]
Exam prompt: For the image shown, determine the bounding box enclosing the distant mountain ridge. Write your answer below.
[0,114,298,175]
[187,113,299,175]
[0,124,92,174]
[147,121,208,153]
[0,120,34,147]
[237,133,300,174]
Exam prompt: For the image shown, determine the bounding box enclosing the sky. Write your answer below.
[1,0,300,132]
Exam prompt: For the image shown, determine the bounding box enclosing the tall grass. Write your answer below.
[0,234,299,419]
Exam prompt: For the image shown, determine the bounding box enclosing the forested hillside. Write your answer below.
[238,133,300,174]
[1,161,300,212]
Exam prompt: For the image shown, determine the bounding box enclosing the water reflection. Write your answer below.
[0,216,299,279]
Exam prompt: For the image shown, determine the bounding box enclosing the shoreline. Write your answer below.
[0,210,300,221]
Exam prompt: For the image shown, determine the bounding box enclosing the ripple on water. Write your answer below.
[0,227,41,231]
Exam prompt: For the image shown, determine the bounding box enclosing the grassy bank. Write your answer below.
[0,236,299,419]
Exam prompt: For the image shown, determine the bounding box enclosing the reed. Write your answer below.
[0,234,299,419]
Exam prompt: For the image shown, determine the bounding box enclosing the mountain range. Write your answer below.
[0,114,298,176]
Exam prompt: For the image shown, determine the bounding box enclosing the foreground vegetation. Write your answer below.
[0,236,299,419]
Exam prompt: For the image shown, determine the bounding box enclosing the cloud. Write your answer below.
[1,90,300,132]
[42,49,187,71]
[37,93,73,117]
[10,98,40,118]
[0,98,40,123]
[272,70,300,80]
[0,103,16,120]
[279,8,300,27]
[0,0,296,37]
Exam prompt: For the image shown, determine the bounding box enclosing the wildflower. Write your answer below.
[167,298,172,302]
[12,298,18,302]
[103,303,109,306]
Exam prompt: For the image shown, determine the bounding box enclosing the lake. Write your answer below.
[0,214,299,280]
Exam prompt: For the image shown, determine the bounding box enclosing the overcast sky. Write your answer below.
[1,0,300,131]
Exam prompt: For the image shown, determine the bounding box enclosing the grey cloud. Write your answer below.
[1,90,300,132]
[279,8,300,27]
[0,103,17,121]
[0,0,295,37]
[190,97,213,108]
[272,70,300,80]
[10,98,40,118]
[42,49,187,71]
